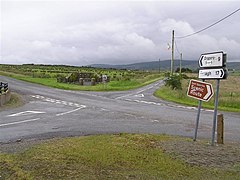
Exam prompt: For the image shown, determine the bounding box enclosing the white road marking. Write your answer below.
[115,94,130,100]
[0,118,41,127]
[124,98,213,113]
[31,95,81,108]
[68,102,74,106]
[56,105,86,116]
[115,81,162,100]
[7,111,45,117]
[136,86,154,94]
[45,98,53,102]
[134,94,144,97]
[100,108,110,111]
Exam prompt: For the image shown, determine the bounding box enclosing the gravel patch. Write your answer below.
[160,138,240,169]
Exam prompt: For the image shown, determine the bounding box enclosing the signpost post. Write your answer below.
[188,51,227,145]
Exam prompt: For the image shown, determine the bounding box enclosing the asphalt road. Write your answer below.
[0,75,239,143]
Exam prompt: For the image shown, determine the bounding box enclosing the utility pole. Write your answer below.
[180,53,182,74]
[171,30,174,75]
[159,58,160,73]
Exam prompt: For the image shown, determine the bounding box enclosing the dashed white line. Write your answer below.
[31,95,81,108]
[124,98,213,112]
[0,118,41,127]
[68,102,74,106]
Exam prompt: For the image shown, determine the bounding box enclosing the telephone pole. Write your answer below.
[159,58,160,73]
[180,53,182,74]
[171,30,174,75]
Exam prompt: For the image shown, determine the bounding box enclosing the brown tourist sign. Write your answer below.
[187,79,214,102]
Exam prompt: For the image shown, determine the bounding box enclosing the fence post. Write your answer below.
[217,114,224,144]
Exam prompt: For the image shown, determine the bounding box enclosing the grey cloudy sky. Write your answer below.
[1,0,240,65]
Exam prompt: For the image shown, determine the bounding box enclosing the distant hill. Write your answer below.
[90,60,240,71]
[90,60,196,71]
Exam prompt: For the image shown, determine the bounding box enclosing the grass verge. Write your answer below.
[154,75,240,112]
[0,71,162,91]
[0,134,239,179]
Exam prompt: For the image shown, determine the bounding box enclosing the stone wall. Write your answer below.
[0,90,11,106]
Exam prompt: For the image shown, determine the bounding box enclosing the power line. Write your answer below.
[174,41,181,55]
[175,8,240,39]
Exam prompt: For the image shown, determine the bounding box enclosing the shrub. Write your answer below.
[164,74,182,90]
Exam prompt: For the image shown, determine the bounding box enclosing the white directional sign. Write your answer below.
[198,68,225,79]
[199,51,224,68]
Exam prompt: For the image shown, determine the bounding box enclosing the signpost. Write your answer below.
[188,51,227,145]
[187,80,213,102]
[198,68,226,79]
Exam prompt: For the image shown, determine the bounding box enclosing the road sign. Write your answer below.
[187,79,213,102]
[199,51,224,68]
[198,68,226,79]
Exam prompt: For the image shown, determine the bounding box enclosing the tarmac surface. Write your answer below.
[0,75,239,143]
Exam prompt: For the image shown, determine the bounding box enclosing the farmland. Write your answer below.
[0,64,163,91]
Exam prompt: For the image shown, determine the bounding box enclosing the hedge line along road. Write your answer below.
[0,75,239,143]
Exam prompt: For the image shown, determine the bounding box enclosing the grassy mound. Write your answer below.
[1,134,239,179]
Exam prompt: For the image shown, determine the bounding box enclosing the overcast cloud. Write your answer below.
[1,0,240,65]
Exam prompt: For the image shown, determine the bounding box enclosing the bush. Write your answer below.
[175,67,193,73]
[180,73,189,79]
[164,74,182,90]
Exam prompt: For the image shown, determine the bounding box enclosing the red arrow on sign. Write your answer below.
[187,79,214,102]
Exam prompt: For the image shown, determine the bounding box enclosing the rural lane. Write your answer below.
[0,75,239,143]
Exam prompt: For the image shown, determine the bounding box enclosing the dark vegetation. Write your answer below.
[0,64,157,81]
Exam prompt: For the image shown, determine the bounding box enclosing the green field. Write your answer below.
[154,73,240,112]
[1,134,239,179]
[0,64,163,91]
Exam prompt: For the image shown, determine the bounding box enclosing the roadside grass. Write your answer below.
[154,74,240,112]
[0,71,162,91]
[0,134,239,179]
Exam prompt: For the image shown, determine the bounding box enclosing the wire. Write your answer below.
[175,8,240,39]
[174,41,181,55]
